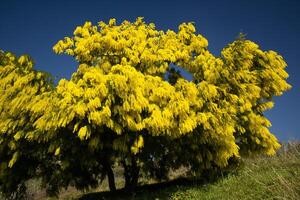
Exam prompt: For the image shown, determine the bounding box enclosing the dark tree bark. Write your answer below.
[122,155,140,190]
[130,155,140,188]
[103,159,116,192]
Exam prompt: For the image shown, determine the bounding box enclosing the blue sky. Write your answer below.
[0,0,299,141]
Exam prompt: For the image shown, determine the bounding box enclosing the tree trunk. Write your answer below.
[103,159,116,192]
[122,155,140,190]
[130,155,139,189]
[122,160,131,188]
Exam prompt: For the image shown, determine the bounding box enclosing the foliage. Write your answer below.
[0,17,291,198]
[0,51,52,199]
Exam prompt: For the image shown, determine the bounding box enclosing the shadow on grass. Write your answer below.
[79,177,207,200]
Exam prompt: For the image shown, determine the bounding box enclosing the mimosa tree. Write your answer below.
[0,51,53,199]
[0,18,291,198]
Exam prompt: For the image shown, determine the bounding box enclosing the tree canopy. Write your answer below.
[0,18,291,199]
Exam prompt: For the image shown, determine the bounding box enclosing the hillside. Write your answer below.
[23,142,300,200]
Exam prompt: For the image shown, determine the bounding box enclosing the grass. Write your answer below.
[21,141,300,199]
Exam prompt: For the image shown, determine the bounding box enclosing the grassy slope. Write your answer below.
[167,144,300,200]
[30,142,300,200]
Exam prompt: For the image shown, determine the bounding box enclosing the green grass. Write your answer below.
[24,142,300,200]
[167,142,300,200]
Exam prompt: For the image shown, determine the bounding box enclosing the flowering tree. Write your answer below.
[0,51,53,199]
[0,18,291,198]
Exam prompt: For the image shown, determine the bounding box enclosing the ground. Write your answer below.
[19,142,300,200]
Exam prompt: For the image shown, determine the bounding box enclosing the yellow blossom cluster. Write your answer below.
[0,51,52,168]
[0,18,291,174]
[48,18,291,166]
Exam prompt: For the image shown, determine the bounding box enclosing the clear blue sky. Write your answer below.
[1,0,299,141]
